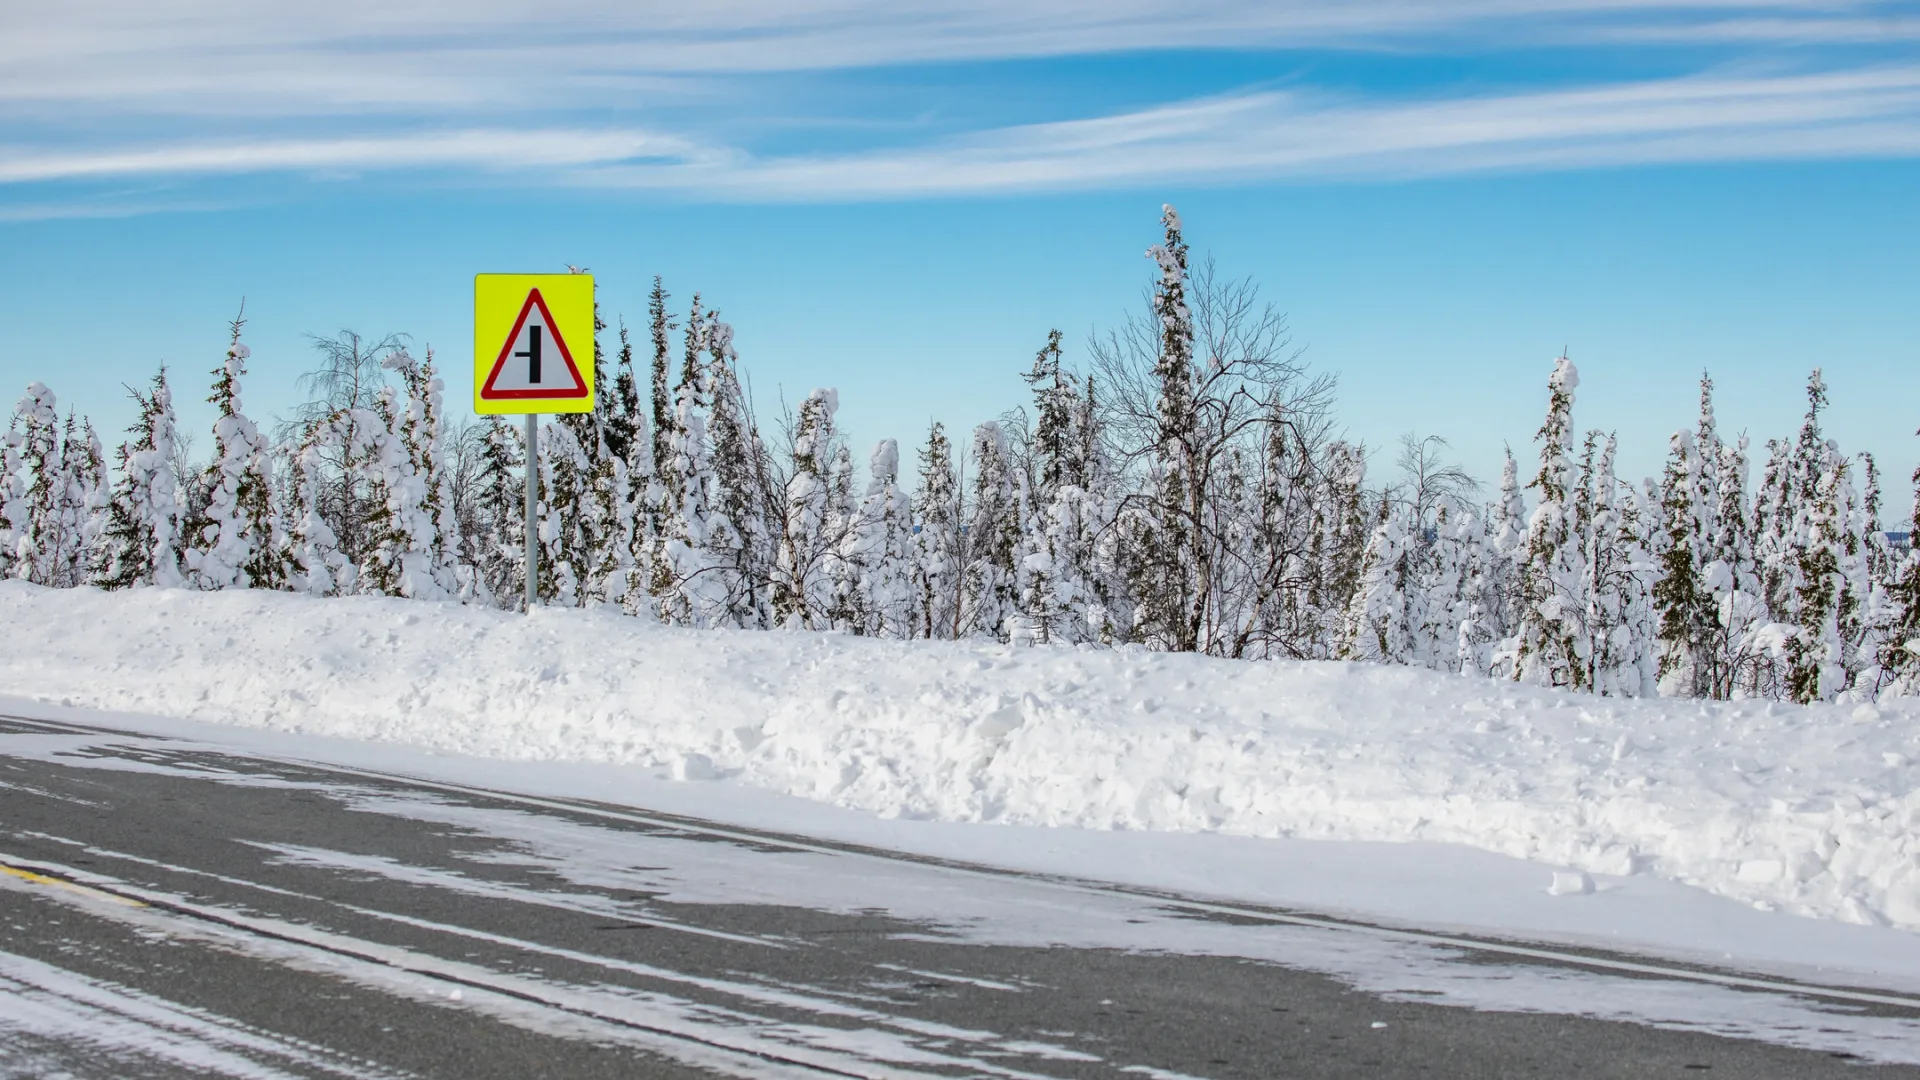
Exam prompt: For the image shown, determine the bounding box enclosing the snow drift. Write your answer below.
[4,581,1919,933]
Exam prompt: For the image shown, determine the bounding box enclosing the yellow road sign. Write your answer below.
[474,274,595,415]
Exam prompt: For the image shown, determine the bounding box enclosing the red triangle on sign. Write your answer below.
[480,288,590,400]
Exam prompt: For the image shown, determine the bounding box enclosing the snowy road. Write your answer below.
[3,714,1919,1078]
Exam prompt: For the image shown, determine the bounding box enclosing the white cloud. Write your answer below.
[8,64,1918,207]
[4,1,1917,215]
[0,129,699,184]
[0,1,1898,115]
[568,65,1920,197]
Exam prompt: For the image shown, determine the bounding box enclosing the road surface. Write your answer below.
[2,712,1917,1078]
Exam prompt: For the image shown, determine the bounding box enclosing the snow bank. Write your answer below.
[5,581,1919,932]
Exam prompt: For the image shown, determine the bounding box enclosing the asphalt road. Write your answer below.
[2,712,1917,1079]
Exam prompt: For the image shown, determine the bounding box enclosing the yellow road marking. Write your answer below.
[0,862,146,907]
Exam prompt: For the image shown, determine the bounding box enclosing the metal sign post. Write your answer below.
[524,413,538,611]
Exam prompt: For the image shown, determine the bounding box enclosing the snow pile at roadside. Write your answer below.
[4,581,1919,932]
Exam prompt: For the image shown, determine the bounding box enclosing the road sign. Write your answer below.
[474,274,595,415]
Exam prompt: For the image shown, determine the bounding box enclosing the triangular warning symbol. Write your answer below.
[480,289,589,400]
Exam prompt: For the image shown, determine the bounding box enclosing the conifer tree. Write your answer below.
[647,277,679,535]
[1584,433,1654,695]
[360,348,457,599]
[1014,331,1098,644]
[913,420,961,639]
[283,433,348,596]
[0,413,20,582]
[92,369,186,589]
[654,298,722,623]
[843,439,917,637]
[959,421,1021,639]
[473,415,524,606]
[1134,204,1200,650]
[1653,428,1711,695]
[534,419,592,607]
[5,383,63,585]
[1340,504,1417,664]
[185,311,280,590]
[54,413,106,588]
[1510,356,1587,689]
[1779,371,1847,703]
[1883,437,1920,694]
[705,320,771,628]
[772,389,839,629]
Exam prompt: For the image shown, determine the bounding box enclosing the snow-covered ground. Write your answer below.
[4,580,1919,979]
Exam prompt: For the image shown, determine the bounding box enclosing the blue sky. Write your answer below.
[2,1,1917,508]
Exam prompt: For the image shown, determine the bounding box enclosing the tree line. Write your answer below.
[4,206,1917,704]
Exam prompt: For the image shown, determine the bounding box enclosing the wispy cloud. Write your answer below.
[2,1,1903,116]
[0,129,697,184]
[578,65,1920,196]
[4,1,1918,216]
[8,64,1917,204]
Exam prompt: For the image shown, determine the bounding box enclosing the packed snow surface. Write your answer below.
[4,581,1919,934]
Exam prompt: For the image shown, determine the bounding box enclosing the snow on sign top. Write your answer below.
[474,273,595,415]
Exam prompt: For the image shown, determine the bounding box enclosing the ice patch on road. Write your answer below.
[0,947,398,1080]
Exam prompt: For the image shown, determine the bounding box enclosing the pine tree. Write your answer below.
[772,388,839,629]
[283,433,348,596]
[535,417,592,607]
[647,277,679,538]
[1780,371,1847,703]
[1340,503,1417,664]
[1510,356,1587,690]
[843,439,917,637]
[54,413,106,588]
[473,415,525,606]
[90,367,185,589]
[704,320,771,628]
[913,420,962,639]
[5,383,63,585]
[0,409,20,582]
[1652,428,1711,695]
[1702,433,1766,698]
[1135,204,1201,651]
[1584,433,1654,696]
[959,421,1021,640]
[359,348,458,599]
[184,311,280,590]
[1883,434,1920,694]
[655,298,722,624]
[1014,331,1097,644]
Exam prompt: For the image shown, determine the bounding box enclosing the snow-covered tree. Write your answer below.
[1510,356,1587,690]
[282,434,349,597]
[4,383,63,585]
[1582,432,1655,696]
[841,439,917,638]
[653,299,724,624]
[1883,440,1920,695]
[1132,205,1200,651]
[534,418,593,607]
[913,420,962,639]
[91,368,186,589]
[358,348,459,599]
[772,388,840,629]
[471,416,524,606]
[959,421,1021,639]
[53,414,106,588]
[184,313,280,590]
[1340,504,1417,664]
[704,320,772,628]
